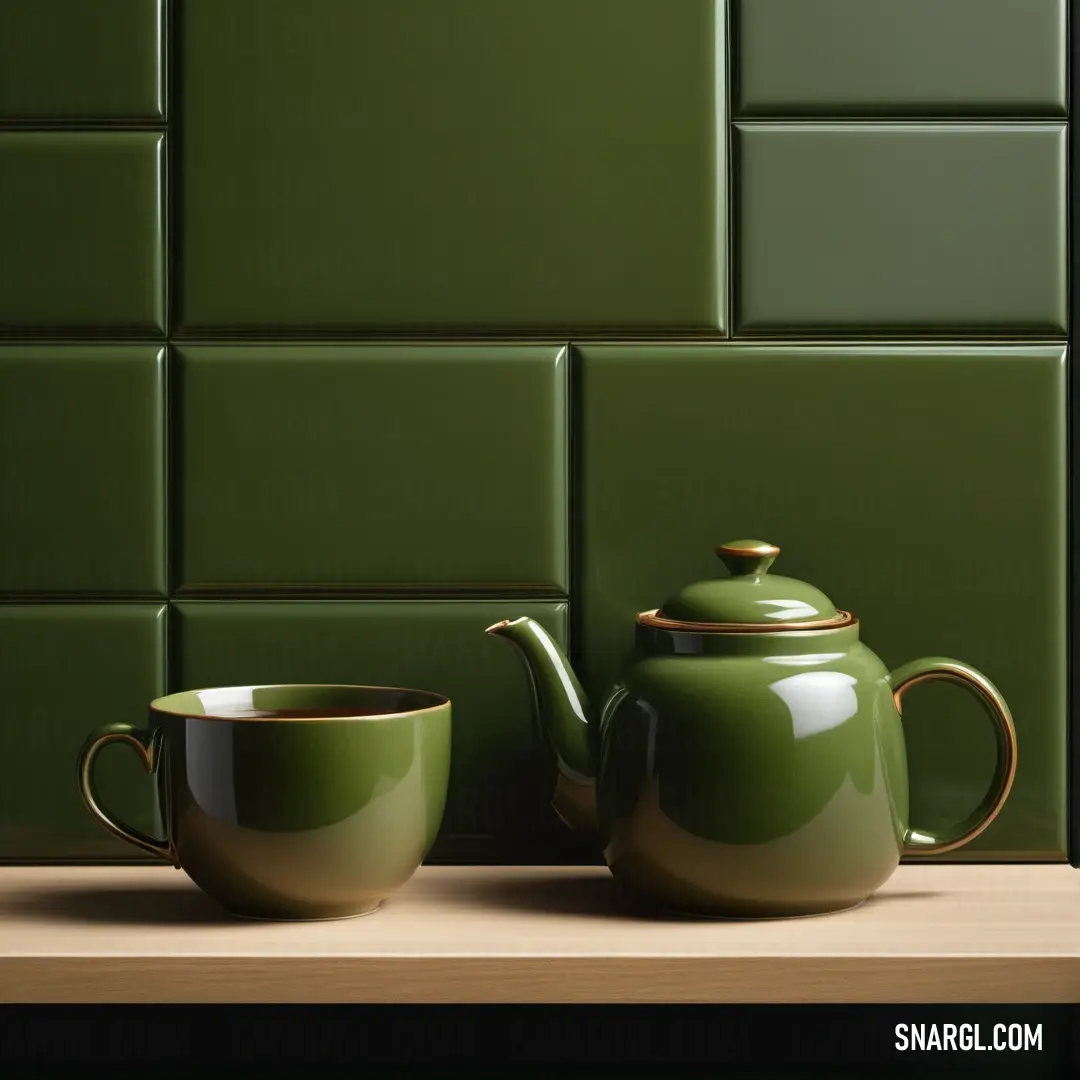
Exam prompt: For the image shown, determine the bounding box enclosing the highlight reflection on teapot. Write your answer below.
[487,540,1016,919]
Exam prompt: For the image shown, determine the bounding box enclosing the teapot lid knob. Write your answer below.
[651,538,844,627]
[717,539,779,578]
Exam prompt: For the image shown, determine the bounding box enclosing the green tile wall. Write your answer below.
[734,123,1067,335]
[174,345,568,594]
[0,133,164,334]
[0,1,1068,863]
[733,0,1067,118]
[0,346,166,597]
[0,0,163,121]
[176,0,725,334]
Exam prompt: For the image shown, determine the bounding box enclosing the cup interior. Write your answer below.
[149,683,448,720]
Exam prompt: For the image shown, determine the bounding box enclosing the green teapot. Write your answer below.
[486,540,1016,918]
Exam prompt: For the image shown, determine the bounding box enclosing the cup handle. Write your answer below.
[887,657,1017,857]
[77,723,174,863]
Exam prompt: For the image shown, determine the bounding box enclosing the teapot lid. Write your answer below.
[641,540,854,632]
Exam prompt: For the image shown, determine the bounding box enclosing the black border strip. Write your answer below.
[0,1004,1072,1072]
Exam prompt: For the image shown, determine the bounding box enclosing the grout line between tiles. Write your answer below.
[720,0,732,338]
[729,116,1070,126]
[131,334,1078,347]
[161,0,170,126]
[162,0,177,610]
[0,339,1070,350]
[0,594,571,607]
[159,596,171,699]
[1062,0,1071,864]
[558,340,574,657]
[567,342,582,672]
[164,0,176,341]
[161,116,172,346]
[0,121,168,133]
[535,338,1068,350]
[0,334,168,345]
[161,341,174,642]
[0,598,169,606]
[169,591,572,602]
[0,336,1066,354]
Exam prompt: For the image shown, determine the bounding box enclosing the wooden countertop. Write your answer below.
[0,864,1077,1003]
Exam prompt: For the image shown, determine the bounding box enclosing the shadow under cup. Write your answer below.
[77,684,452,921]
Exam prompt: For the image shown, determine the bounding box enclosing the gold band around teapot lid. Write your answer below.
[637,608,857,633]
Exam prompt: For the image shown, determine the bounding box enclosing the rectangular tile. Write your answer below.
[174,345,568,594]
[733,0,1066,117]
[174,600,588,863]
[176,0,724,333]
[0,346,165,597]
[0,604,166,860]
[0,0,163,120]
[0,133,164,335]
[733,124,1067,335]
[578,344,1067,859]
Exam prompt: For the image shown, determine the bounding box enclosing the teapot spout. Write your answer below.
[485,617,597,837]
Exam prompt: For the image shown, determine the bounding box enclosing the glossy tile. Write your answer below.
[577,343,1067,859]
[0,604,166,860]
[174,600,589,863]
[734,0,1066,118]
[0,346,165,597]
[174,344,568,594]
[0,133,164,335]
[733,124,1067,336]
[176,0,724,334]
[0,0,163,120]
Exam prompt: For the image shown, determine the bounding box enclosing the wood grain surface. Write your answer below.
[0,864,1076,1003]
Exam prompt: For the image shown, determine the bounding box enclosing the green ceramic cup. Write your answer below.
[77,684,451,921]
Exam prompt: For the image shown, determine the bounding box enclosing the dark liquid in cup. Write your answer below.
[219,707,395,719]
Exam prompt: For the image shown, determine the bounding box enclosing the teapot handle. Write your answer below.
[887,657,1017,857]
